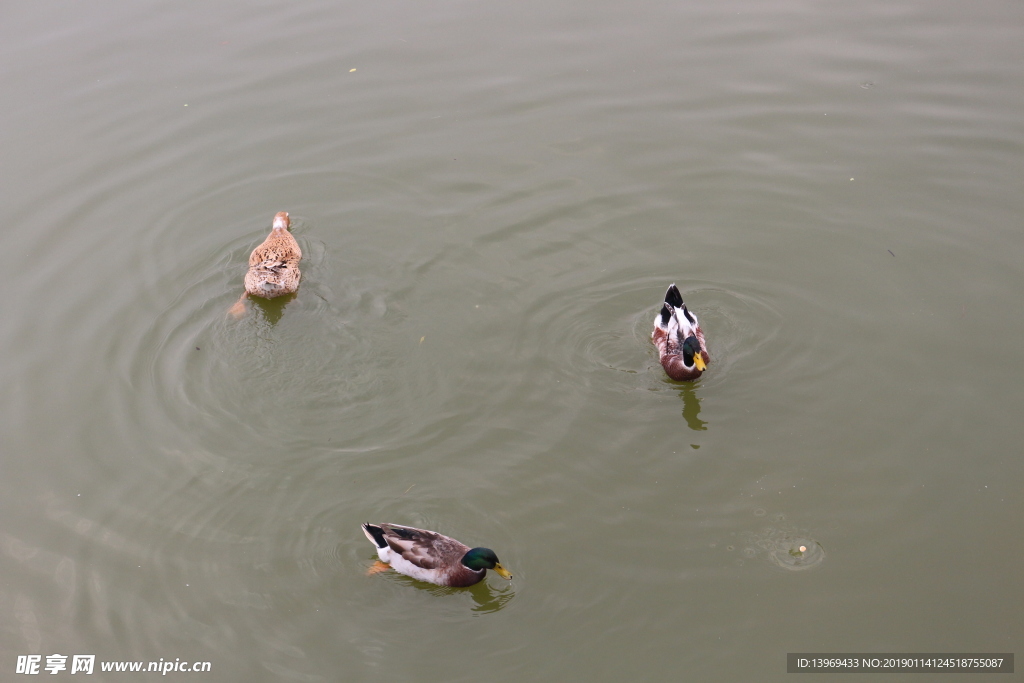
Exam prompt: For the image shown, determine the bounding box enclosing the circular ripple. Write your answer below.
[516,273,771,364]
[100,170,449,464]
[524,271,790,392]
[746,527,826,572]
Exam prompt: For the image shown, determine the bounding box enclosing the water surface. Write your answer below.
[1,0,1022,680]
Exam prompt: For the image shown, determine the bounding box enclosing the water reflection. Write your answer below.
[467,581,515,615]
[677,384,707,431]
[248,293,297,326]
[380,570,516,614]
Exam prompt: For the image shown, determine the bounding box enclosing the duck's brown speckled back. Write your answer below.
[243,211,301,298]
[228,212,302,318]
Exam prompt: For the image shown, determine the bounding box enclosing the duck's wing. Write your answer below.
[249,231,301,266]
[379,524,461,570]
[676,303,703,341]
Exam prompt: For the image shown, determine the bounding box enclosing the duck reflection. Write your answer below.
[249,292,296,326]
[402,577,515,614]
[677,384,707,431]
[468,580,515,614]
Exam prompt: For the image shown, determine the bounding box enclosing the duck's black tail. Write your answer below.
[664,283,684,309]
[361,523,387,549]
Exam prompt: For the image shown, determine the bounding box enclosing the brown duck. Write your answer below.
[228,211,301,318]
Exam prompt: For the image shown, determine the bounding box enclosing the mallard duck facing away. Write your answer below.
[228,212,301,318]
[361,523,513,587]
[652,284,709,381]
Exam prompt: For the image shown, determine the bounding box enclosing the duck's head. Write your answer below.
[272,212,290,231]
[462,547,513,580]
[682,335,706,372]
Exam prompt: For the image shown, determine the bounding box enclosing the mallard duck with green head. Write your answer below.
[361,523,513,587]
[652,283,709,381]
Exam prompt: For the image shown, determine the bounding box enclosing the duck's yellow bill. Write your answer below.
[693,355,707,371]
[493,563,513,580]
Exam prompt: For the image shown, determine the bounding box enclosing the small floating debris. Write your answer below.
[767,535,824,571]
[743,526,826,572]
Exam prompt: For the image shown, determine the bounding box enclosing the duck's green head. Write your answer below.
[462,547,513,580]
[682,336,706,371]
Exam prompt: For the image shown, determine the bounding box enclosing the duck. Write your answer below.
[652,283,709,381]
[361,523,513,587]
[228,211,301,318]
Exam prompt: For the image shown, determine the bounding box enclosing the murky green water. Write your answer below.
[2,0,1021,680]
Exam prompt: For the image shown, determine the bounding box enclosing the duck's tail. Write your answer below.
[664,283,684,309]
[272,211,290,231]
[362,523,388,549]
[227,291,248,319]
[664,283,697,327]
[656,283,685,331]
